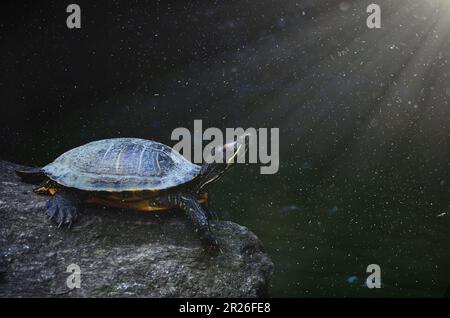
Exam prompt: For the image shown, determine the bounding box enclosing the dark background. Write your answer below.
[1,0,449,297]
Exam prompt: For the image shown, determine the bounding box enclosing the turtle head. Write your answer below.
[195,133,250,192]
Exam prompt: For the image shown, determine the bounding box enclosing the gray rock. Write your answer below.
[0,160,273,297]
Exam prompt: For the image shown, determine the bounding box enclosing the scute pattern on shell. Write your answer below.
[42,138,201,191]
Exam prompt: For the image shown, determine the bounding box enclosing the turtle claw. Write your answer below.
[200,228,220,251]
[204,240,222,254]
[46,205,57,220]
[63,209,77,227]
[45,193,79,228]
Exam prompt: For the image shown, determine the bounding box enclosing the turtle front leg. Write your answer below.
[164,192,219,248]
[45,190,84,227]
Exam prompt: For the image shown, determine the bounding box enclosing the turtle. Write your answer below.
[16,135,249,248]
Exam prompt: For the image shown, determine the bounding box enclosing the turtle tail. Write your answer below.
[15,167,46,184]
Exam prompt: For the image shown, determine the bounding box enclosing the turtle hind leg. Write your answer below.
[45,191,83,227]
[15,167,46,184]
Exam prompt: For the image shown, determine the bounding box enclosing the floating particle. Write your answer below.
[327,206,339,215]
[347,276,358,284]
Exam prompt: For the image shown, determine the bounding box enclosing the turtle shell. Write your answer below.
[42,138,201,192]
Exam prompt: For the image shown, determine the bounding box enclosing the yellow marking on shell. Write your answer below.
[102,142,114,161]
[155,152,162,175]
[137,145,147,172]
[101,187,162,193]
[115,147,124,173]
[86,196,167,212]
[86,192,208,212]
[106,191,148,202]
